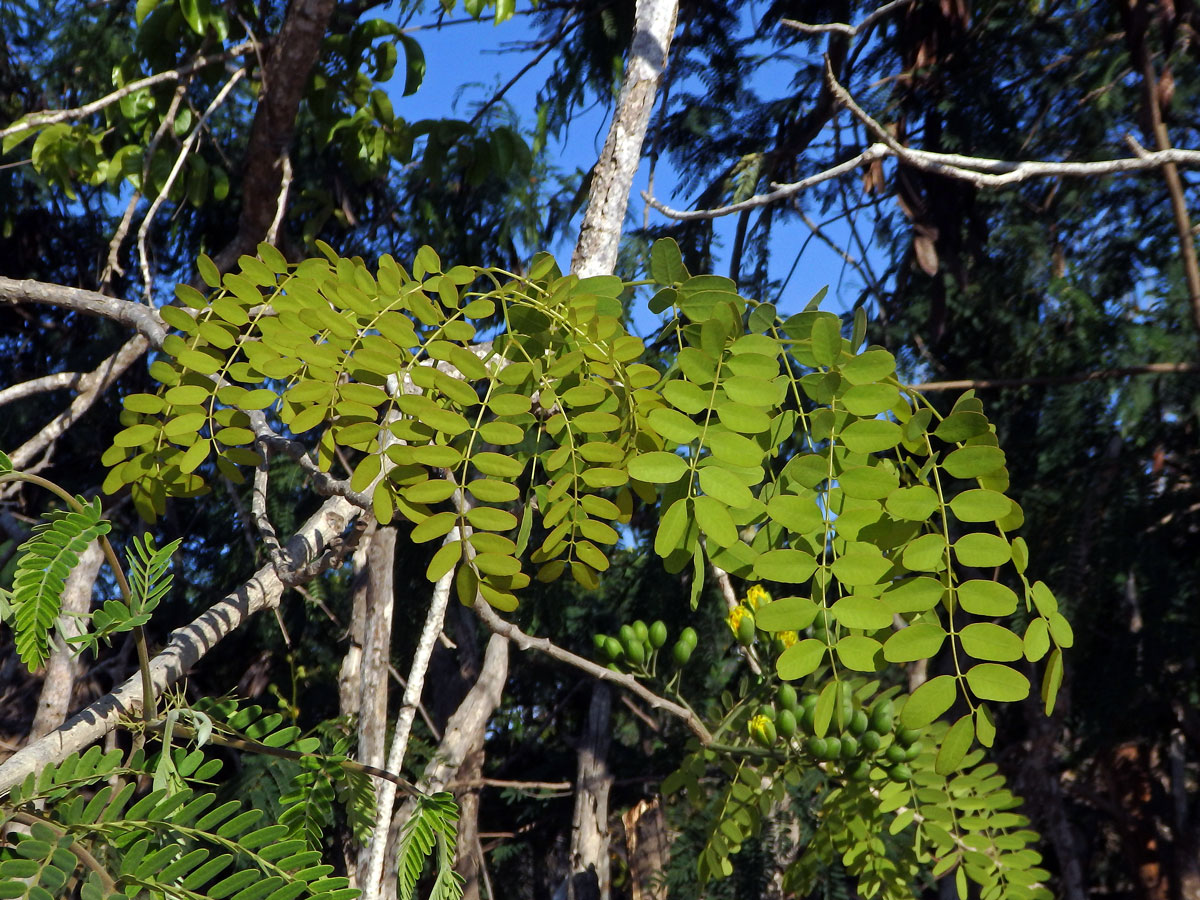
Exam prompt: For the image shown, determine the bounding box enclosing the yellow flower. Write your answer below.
[779,630,798,649]
[727,603,752,636]
[748,714,777,747]
[745,585,772,609]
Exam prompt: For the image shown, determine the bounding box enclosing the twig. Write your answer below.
[644,144,890,221]
[0,41,256,141]
[252,445,287,571]
[101,81,189,287]
[910,362,1198,391]
[471,599,712,744]
[137,68,246,302]
[780,0,914,39]
[264,151,292,245]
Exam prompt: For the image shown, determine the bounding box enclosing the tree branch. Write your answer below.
[0,41,257,141]
[0,278,166,346]
[0,494,360,795]
[571,0,679,276]
[212,0,338,271]
[910,362,1198,392]
[780,0,915,39]
[0,372,83,408]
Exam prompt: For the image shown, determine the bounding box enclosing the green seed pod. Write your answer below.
[896,727,922,747]
[649,620,668,648]
[757,703,776,721]
[672,638,695,665]
[776,708,798,738]
[593,634,608,653]
[603,637,623,662]
[805,736,828,759]
[777,683,798,712]
[736,614,757,646]
[861,730,883,753]
[889,763,913,782]
[799,703,816,734]
[633,620,649,643]
[801,693,819,712]
[904,742,922,761]
[840,735,859,758]
[870,699,895,734]
[849,710,869,736]
[845,759,871,781]
[619,624,637,651]
[624,640,645,665]
[679,626,699,648]
[885,743,908,764]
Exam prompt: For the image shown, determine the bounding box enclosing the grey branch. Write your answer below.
[0,41,257,141]
[647,66,1200,222]
[0,372,82,408]
[472,598,713,744]
[0,278,166,347]
[911,362,1199,392]
[0,495,359,796]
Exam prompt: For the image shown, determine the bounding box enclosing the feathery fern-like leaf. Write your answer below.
[395,792,462,900]
[10,498,110,671]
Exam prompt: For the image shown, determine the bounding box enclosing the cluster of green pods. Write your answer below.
[594,621,699,669]
[749,688,923,783]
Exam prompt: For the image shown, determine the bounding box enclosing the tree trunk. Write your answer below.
[570,0,679,278]
[622,797,669,900]
[29,540,103,739]
[357,527,396,774]
[383,634,509,900]
[566,683,613,900]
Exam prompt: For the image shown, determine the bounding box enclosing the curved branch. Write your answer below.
[911,362,1199,392]
[0,278,166,347]
[0,372,82,408]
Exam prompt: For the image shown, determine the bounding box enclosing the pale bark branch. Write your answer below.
[0,41,256,141]
[910,362,1198,392]
[780,0,915,39]
[0,279,166,347]
[0,372,82,408]
[0,495,359,795]
[647,63,1200,222]
[471,598,712,743]
[4,336,150,478]
[29,541,104,739]
[137,68,247,302]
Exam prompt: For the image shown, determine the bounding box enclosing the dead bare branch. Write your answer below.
[781,0,915,39]
[0,278,166,346]
[0,41,256,141]
[0,372,82,408]
[910,362,1198,392]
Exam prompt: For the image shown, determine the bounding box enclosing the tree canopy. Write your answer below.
[2,3,1199,900]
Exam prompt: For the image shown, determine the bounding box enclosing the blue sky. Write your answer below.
[384,4,875,333]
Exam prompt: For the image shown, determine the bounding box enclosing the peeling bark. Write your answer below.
[29,541,104,739]
[622,798,668,900]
